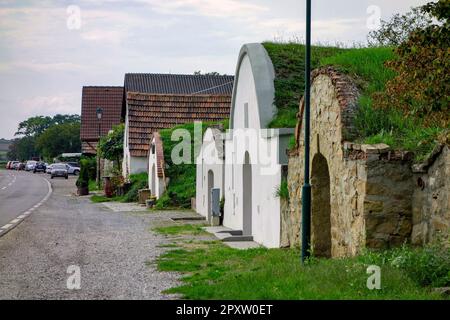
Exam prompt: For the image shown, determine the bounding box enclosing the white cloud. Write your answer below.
[19,94,79,116]
[80,29,125,44]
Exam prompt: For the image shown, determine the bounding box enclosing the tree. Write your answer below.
[15,116,53,137]
[15,114,80,137]
[7,136,37,161]
[97,124,124,169]
[373,0,450,126]
[35,122,81,160]
[52,114,81,125]
[367,6,432,46]
[193,71,221,76]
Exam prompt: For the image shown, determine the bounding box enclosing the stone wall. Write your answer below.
[412,145,450,245]
[284,67,422,257]
[282,151,302,248]
[363,152,414,249]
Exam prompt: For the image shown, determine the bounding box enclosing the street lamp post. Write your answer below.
[301,0,312,264]
[96,107,103,187]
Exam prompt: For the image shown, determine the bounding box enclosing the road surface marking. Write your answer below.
[0,177,53,238]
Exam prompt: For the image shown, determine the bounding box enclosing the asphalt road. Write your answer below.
[0,170,49,227]
[0,172,179,299]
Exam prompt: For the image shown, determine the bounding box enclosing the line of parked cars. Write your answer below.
[5,160,80,179]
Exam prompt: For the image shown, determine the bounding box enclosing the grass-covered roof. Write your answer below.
[262,42,345,128]
[265,41,446,162]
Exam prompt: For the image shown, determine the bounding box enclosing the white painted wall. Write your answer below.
[122,108,130,178]
[196,128,225,222]
[223,43,293,248]
[122,101,148,177]
[148,137,166,198]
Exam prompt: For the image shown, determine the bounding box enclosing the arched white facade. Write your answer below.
[148,132,166,199]
[223,43,294,248]
[196,127,225,223]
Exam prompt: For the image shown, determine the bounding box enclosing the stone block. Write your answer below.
[364,200,384,213]
[138,188,151,205]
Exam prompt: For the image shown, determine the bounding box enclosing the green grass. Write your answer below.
[319,46,447,161]
[156,121,220,209]
[122,172,148,202]
[89,173,146,203]
[90,194,124,203]
[262,42,346,128]
[88,179,100,191]
[157,241,445,300]
[153,224,208,236]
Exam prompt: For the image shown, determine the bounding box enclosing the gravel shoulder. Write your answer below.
[0,176,181,299]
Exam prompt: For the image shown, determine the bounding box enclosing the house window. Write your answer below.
[151,144,155,154]
[244,103,249,128]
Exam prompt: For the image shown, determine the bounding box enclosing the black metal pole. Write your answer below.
[96,121,101,186]
[301,0,312,264]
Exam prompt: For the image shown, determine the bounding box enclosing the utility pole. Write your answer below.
[301,0,312,264]
[96,107,103,187]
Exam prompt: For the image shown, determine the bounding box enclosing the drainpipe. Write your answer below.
[301,0,312,264]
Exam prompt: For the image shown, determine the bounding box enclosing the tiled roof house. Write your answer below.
[122,73,233,177]
[80,86,124,154]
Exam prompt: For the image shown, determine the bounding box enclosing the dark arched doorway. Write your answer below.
[242,152,252,235]
[311,153,331,257]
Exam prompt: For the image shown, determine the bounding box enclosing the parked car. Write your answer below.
[65,163,80,175]
[46,164,54,174]
[9,161,19,170]
[16,162,25,170]
[25,160,37,171]
[6,161,11,169]
[50,163,68,179]
[33,162,46,173]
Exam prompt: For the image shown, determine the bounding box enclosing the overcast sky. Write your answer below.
[0,0,429,139]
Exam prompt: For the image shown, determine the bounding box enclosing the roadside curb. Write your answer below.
[0,177,52,238]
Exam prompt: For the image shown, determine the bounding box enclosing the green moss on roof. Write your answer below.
[319,47,445,162]
[156,121,225,209]
[262,42,346,128]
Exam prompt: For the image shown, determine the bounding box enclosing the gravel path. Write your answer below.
[0,176,180,299]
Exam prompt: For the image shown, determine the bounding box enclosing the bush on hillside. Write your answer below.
[373,0,449,127]
[367,6,432,47]
[359,239,450,288]
[262,42,345,128]
[122,173,148,202]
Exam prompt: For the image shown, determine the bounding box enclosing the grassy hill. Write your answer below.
[263,41,447,161]
[156,122,223,209]
[320,47,447,161]
[262,42,345,128]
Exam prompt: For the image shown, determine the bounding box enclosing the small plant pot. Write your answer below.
[77,186,89,196]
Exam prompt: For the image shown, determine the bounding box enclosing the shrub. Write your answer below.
[122,173,148,203]
[367,6,432,46]
[359,240,450,288]
[76,159,90,189]
[373,0,450,127]
[275,178,289,200]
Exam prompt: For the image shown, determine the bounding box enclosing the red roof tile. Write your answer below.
[126,93,230,157]
[80,86,124,153]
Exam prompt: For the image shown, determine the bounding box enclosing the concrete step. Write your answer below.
[217,230,243,236]
[222,235,254,242]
